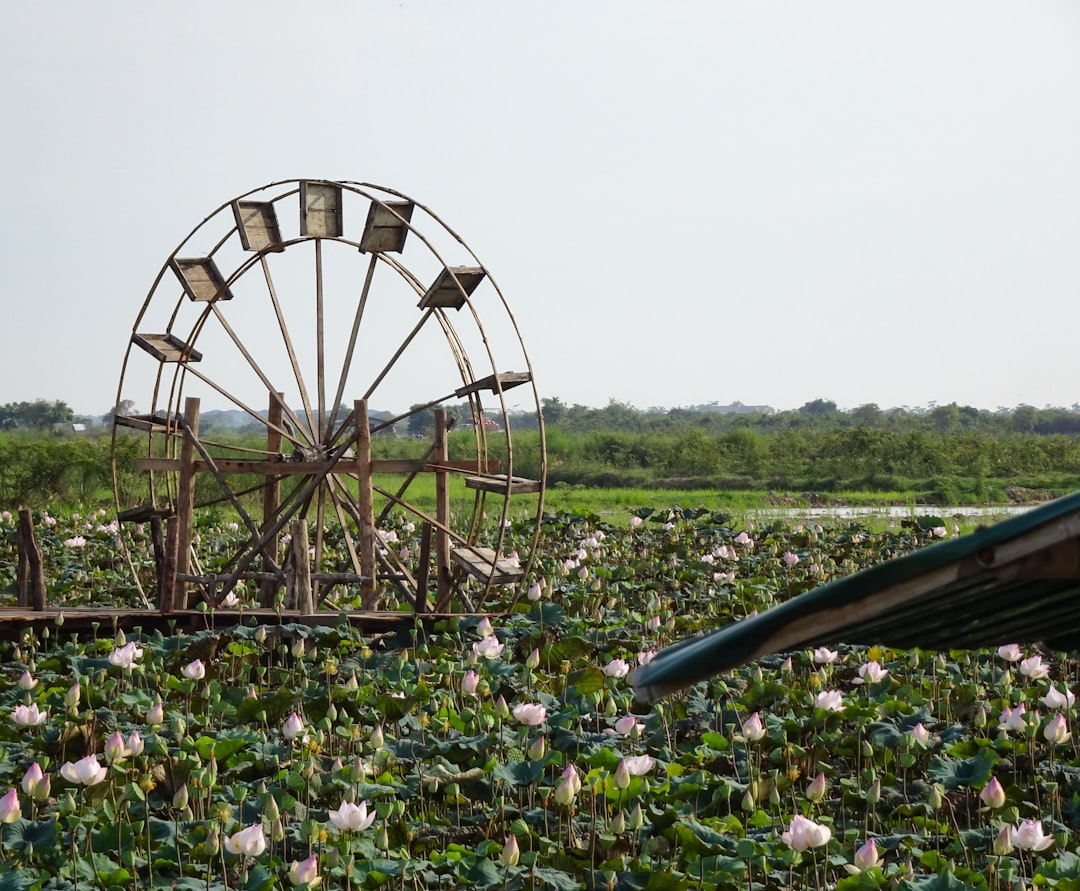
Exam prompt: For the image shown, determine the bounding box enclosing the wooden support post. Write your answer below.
[355,399,378,609]
[173,397,200,610]
[161,515,178,613]
[415,521,432,612]
[291,519,313,614]
[16,509,46,611]
[260,392,284,608]
[434,409,452,610]
[150,516,165,598]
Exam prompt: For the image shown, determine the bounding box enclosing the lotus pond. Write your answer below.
[0,507,1078,890]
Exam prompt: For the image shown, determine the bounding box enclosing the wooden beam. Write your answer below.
[136,457,497,474]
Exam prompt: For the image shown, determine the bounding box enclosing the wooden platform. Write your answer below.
[0,607,465,641]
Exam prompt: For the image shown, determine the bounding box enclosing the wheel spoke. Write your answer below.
[207,303,316,444]
[327,253,378,435]
[315,238,326,441]
[260,254,319,443]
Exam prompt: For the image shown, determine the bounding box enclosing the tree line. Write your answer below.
[3,397,1080,509]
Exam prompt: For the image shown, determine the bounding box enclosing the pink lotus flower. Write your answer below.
[473,635,505,660]
[911,723,930,747]
[637,650,656,666]
[998,703,1028,734]
[613,759,631,790]
[997,644,1022,662]
[18,671,36,691]
[814,690,845,712]
[512,703,547,726]
[1044,713,1071,745]
[734,531,753,547]
[805,771,827,802]
[554,774,577,806]
[852,661,888,685]
[0,789,21,824]
[60,754,108,786]
[1041,685,1076,710]
[527,582,543,601]
[182,659,206,680]
[740,712,766,742]
[12,703,48,727]
[288,853,320,887]
[147,700,164,724]
[782,551,799,566]
[843,837,883,874]
[980,776,1006,809]
[603,658,630,678]
[1019,654,1049,679]
[21,763,49,800]
[224,823,266,856]
[615,715,644,736]
[104,730,129,763]
[622,754,654,776]
[328,800,376,832]
[1010,820,1053,852]
[461,670,480,696]
[782,814,832,851]
[813,647,838,665]
[499,834,520,867]
[283,712,306,740]
[108,641,143,669]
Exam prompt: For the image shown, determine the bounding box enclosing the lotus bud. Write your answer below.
[528,735,546,761]
[526,648,540,671]
[806,771,827,803]
[291,638,305,658]
[376,826,390,850]
[173,784,189,810]
[499,834,520,867]
[65,684,81,710]
[627,802,644,831]
[614,760,631,790]
[264,794,280,822]
[204,826,220,857]
[60,791,77,817]
[370,724,384,749]
[741,789,755,812]
[271,818,285,843]
[255,625,267,644]
[865,779,881,806]
[927,785,942,810]
[495,695,510,719]
[611,810,626,834]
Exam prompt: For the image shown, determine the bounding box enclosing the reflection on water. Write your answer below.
[749,505,1034,524]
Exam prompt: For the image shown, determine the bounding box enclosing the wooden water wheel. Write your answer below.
[111,179,545,615]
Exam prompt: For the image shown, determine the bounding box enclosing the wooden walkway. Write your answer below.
[0,607,459,640]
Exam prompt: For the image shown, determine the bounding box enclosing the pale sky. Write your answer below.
[3,2,1079,419]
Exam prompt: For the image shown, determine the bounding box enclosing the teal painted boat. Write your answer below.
[633,491,1080,703]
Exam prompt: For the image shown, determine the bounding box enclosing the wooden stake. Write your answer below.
[174,397,200,609]
[291,519,313,614]
[260,392,284,608]
[16,509,46,611]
